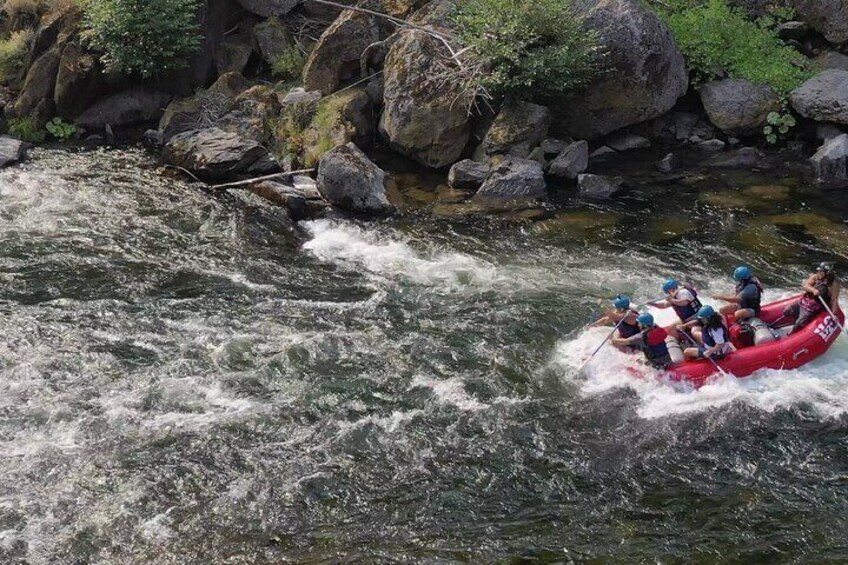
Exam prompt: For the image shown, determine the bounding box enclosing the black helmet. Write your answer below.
[816,261,835,274]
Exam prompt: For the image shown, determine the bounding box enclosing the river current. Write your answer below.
[0,148,847,563]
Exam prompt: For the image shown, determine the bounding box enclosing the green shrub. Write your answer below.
[658,0,811,95]
[270,46,306,81]
[7,116,45,142]
[0,30,33,85]
[81,0,201,77]
[452,0,604,100]
[45,117,77,140]
[763,108,796,144]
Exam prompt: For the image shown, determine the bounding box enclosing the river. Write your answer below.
[0,148,846,563]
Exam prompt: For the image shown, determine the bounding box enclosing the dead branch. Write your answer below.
[211,169,317,190]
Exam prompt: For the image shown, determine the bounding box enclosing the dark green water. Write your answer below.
[0,148,847,564]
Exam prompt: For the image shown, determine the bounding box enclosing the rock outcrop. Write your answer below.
[549,141,589,180]
[9,45,60,120]
[479,101,551,158]
[54,43,105,119]
[810,133,848,187]
[317,143,393,213]
[791,0,848,44]
[789,70,848,126]
[253,17,293,65]
[163,127,269,182]
[554,0,688,139]
[699,79,780,136]
[474,157,547,201]
[0,136,27,168]
[76,90,173,130]
[380,30,471,168]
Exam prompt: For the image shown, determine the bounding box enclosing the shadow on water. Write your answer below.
[0,148,846,563]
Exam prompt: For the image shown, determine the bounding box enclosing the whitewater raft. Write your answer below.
[664,295,845,387]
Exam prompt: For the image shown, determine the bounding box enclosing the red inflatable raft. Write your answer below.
[666,294,844,387]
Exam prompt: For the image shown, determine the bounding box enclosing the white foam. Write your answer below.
[409,374,488,411]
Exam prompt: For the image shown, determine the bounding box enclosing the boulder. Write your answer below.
[302,10,385,95]
[810,133,848,187]
[789,71,848,125]
[316,142,393,213]
[235,0,299,17]
[380,30,471,168]
[697,139,726,153]
[158,73,251,142]
[300,87,374,167]
[280,86,322,107]
[10,45,60,120]
[606,133,650,151]
[699,79,780,136]
[474,157,547,201]
[554,0,688,139]
[0,136,27,168]
[253,17,293,65]
[480,101,551,157]
[217,84,282,143]
[54,43,106,119]
[448,159,489,190]
[548,140,589,180]
[76,90,173,129]
[656,152,677,173]
[814,51,848,73]
[817,123,844,143]
[215,34,254,76]
[577,174,622,199]
[708,146,768,168]
[162,127,269,182]
[590,145,616,158]
[790,0,848,44]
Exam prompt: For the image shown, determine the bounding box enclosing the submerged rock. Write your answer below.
[163,127,268,182]
[474,157,546,201]
[479,101,551,158]
[699,79,780,136]
[789,70,848,125]
[380,30,471,168]
[0,136,27,168]
[548,140,589,180]
[606,133,650,152]
[656,152,677,173]
[708,147,767,168]
[554,0,688,138]
[448,159,489,190]
[577,174,622,199]
[810,133,848,187]
[317,143,393,213]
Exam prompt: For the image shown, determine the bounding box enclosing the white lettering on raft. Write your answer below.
[814,316,838,343]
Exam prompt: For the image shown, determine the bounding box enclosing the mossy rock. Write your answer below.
[732,224,799,263]
[645,217,695,243]
[699,191,753,210]
[531,210,621,237]
[742,184,791,201]
[757,212,848,253]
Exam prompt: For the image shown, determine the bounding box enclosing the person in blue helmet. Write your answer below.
[679,305,735,360]
[714,266,764,321]
[611,312,672,369]
[591,294,641,351]
[653,278,703,323]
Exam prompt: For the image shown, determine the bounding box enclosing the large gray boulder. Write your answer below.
[76,90,173,129]
[789,71,848,125]
[554,0,688,139]
[577,174,622,199]
[302,10,385,95]
[0,136,27,168]
[163,127,268,182]
[317,143,393,213]
[234,0,299,17]
[480,101,551,158]
[548,140,589,180]
[699,79,780,136]
[814,51,848,73]
[253,17,293,65]
[810,134,848,187]
[448,159,489,190]
[474,157,547,200]
[380,30,472,168]
[791,0,848,44]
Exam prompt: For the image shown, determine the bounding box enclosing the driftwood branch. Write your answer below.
[211,169,317,190]
[302,0,458,40]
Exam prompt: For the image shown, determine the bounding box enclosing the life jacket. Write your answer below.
[701,315,730,348]
[672,285,702,322]
[618,309,641,339]
[735,277,764,313]
[800,279,832,312]
[641,325,671,367]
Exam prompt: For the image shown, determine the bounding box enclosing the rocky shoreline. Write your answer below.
[1,0,847,224]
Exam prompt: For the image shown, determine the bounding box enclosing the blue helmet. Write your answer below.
[733,266,751,281]
[697,305,715,320]
[637,313,654,327]
[662,279,679,294]
[612,295,631,310]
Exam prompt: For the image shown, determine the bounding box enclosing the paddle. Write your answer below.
[678,329,731,378]
[819,297,848,338]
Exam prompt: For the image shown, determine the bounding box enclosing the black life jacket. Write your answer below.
[618,309,641,339]
[672,285,702,322]
[641,325,671,367]
[700,314,730,348]
[735,277,764,313]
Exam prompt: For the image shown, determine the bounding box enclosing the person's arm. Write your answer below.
[801,274,819,296]
[611,332,643,348]
[676,319,700,331]
[666,296,691,306]
[713,292,739,303]
[652,299,670,309]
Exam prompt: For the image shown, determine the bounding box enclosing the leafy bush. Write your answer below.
[81,0,201,77]
[452,0,604,99]
[7,116,45,142]
[271,46,307,81]
[0,30,33,85]
[763,109,796,144]
[45,117,77,140]
[658,0,811,95]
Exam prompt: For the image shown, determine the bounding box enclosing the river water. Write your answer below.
[0,148,847,563]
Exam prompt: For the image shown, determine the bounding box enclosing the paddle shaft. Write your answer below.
[578,316,627,372]
[818,297,848,337]
[679,328,730,377]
